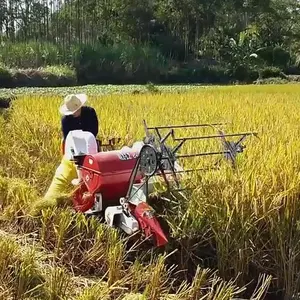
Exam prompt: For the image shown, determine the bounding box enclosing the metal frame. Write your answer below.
[123,119,258,204]
[143,119,258,168]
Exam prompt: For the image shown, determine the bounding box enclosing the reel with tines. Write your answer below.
[140,145,158,176]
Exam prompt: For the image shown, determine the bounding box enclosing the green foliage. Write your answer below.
[0,84,198,99]
[0,41,66,68]
[256,47,274,65]
[287,75,300,82]
[74,43,169,84]
[0,64,13,88]
[273,46,291,67]
[259,66,284,79]
[145,82,160,93]
[256,46,291,68]
[0,0,300,85]
[0,64,76,88]
[166,65,231,84]
[0,40,298,86]
[229,65,259,83]
[286,65,300,75]
[150,33,186,61]
[43,65,76,78]
[254,77,290,85]
[10,66,77,88]
[0,95,14,109]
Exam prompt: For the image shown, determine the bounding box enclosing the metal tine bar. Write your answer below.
[154,127,162,140]
[158,167,220,175]
[160,129,174,144]
[173,132,258,142]
[126,155,141,199]
[175,151,232,158]
[162,145,182,188]
[143,120,150,137]
[158,130,179,184]
[146,123,227,130]
[127,174,152,203]
[158,163,171,191]
[234,134,251,146]
[171,139,186,154]
[156,128,182,188]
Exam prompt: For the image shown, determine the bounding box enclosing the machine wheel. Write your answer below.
[140,144,159,176]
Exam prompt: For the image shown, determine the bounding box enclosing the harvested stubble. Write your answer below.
[1,84,299,299]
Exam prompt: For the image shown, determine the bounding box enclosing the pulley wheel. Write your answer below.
[140,144,158,176]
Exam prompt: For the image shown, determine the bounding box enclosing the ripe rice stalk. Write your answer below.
[185,266,212,299]
[143,254,177,300]
[76,226,107,276]
[128,260,148,293]
[73,213,102,239]
[0,282,14,299]
[249,273,273,300]
[0,177,39,220]
[40,208,57,247]
[75,281,112,300]
[106,230,126,286]
[14,248,44,299]
[205,273,247,300]
[42,266,72,300]
[83,226,106,264]
[0,236,45,299]
[53,209,75,256]
[2,85,300,298]
[0,236,19,286]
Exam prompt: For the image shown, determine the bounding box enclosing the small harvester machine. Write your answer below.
[69,120,257,247]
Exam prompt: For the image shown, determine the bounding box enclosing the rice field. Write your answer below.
[1,84,300,299]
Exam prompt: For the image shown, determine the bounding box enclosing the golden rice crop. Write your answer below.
[1,84,300,299]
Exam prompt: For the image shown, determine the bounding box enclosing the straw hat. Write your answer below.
[59,94,87,115]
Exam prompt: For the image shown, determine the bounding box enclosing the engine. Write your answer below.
[80,148,143,204]
[65,131,147,214]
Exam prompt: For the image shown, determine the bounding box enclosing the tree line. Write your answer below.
[0,0,300,85]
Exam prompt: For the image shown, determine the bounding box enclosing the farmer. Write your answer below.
[60,93,99,153]
[30,94,99,216]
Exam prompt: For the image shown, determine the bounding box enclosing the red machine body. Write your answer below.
[80,148,143,202]
[71,145,168,248]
